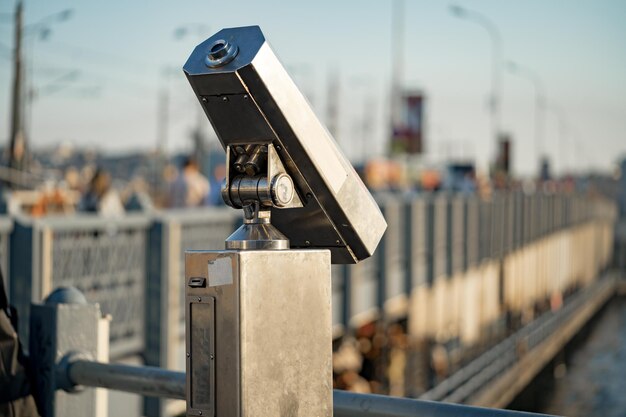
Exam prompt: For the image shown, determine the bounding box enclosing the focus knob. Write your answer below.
[270,174,295,208]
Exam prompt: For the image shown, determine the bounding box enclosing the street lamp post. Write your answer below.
[545,102,569,176]
[391,0,405,139]
[7,0,72,182]
[505,61,546,175]
[450,4,502,172]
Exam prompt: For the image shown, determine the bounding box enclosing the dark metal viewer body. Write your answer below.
[184,26,386,264]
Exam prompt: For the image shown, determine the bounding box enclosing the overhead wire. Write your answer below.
[33,40,160,99]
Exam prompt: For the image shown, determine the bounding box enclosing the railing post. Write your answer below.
[0,216,12,297]
[29,287,109,417]
[331,264,347,337]
[464,196,479,271]
[376,195,408,320]
[144,216,184,417]
[9,217,36,343]
[426,195,436,286]
[375,197,387,315]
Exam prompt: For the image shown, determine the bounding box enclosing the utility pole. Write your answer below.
[450,4,503,174]
[9,0,26,177]
[157,87,169,156]
[362,96,374,164]
[153,86,169,201]
[505,61,546,176]
[390,0,404,153]
[326,68,339,143]
[192,101,208,177]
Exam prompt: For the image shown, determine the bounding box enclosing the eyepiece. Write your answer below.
[205,39,238,68]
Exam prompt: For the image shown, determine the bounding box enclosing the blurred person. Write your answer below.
[206,163,226,206]
[0,267,40,416]
[124,177,154,212]
[460,171,477,194]
[30,186,75,217]
[387,323,408,397]
[333,337,363,375]
[78,168,124,216]
[170,157,210,208]
[340,370,371,394]
[430,343,449,384]
[63,167,80,191]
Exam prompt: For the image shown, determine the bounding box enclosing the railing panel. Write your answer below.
[45,215,151,357]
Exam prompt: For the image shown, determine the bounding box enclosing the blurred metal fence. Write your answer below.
[10,215,150,358]
[5,191,616,362]
[334,191,614,334]
[1,190,618,417]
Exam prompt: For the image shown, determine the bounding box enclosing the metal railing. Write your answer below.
[60,359,555,417]
[335,191,616,329]
[49,216,150,356]
[10,214,150,356]
[3,190,618,416]
[29,286,558,417]
[420,274,616,403]
[5,191,618,357]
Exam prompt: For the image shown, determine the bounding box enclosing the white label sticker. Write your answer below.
[208,257,233,287]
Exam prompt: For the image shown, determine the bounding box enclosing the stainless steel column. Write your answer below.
[185,249,333,417]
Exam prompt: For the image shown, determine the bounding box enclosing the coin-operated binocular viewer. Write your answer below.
[183,26,386,417]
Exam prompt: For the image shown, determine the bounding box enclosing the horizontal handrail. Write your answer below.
[67,360,185,400]
[333,390,555,417]
[31,213,152,231]
[64,359,556,417]
[156,206,237,224]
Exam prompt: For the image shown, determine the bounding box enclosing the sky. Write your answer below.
[0,0,625,177]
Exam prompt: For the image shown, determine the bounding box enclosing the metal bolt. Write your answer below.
[336,240,340,245]
[306,193,313,200]
[187,352,190,357]
[305,240,311,246]
[210,354,214,360]
[222,96,228,102]
[199,411,202,415]
[197,297,201,302]
[201,97,207,102]
[243,94,248,99]
[275,145,281,151]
